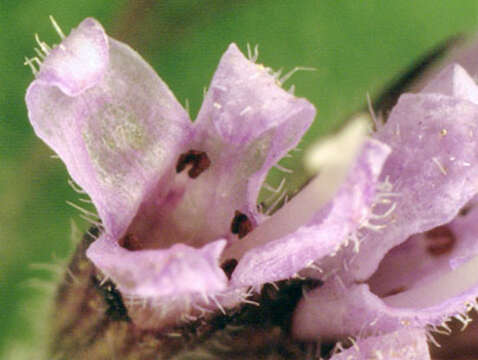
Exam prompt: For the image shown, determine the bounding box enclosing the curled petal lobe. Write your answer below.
[36,18,109,96]
[26,19,192,237]
[87,234,228,298]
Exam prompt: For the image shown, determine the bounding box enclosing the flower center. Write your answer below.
[118,149,254,257]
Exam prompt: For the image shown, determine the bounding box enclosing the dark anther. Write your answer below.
[118,233,143,251]
[459,205,472,216]
[176,150,211,179]
[230,210,253,239]
[221,258,238,280]
[92,276,130,322]
[425,225,456,256]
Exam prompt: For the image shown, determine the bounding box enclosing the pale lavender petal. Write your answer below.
[422,63,478,104]
[293,170,478,341]
[87,234,228,298]
[35,18,109,97]
[330,329,430,360]
[294,255,478,341]
[26,18,192,237]
[231,139,390,287]
[353,86,478,281]
[194,44,315,225]
[293,64,478,342]
[369,206,478,299]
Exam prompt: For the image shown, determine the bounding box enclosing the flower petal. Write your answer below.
[329,329,430,360]
[26,19,192,237]
[293,194,478,341]
[352,87,478,281]
[194,44,316,223]
[231,139,390,287]
[294,261,478,342]
[87,234,228,298]
[368,206,478,299]
[422,63,478,104]
[35,18,109,96]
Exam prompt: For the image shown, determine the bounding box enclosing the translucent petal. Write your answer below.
[26,19,192,237]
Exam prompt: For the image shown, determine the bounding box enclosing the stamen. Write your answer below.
[230,211,253,239]
[425,225,456,256]
[119,233,143,251]
[176,150,211,179]
[220,258,238,280]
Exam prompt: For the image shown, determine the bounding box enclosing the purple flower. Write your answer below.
[293,64,478,356]
[25,18,390,330]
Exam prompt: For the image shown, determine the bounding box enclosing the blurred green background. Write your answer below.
[2,0,478,357]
